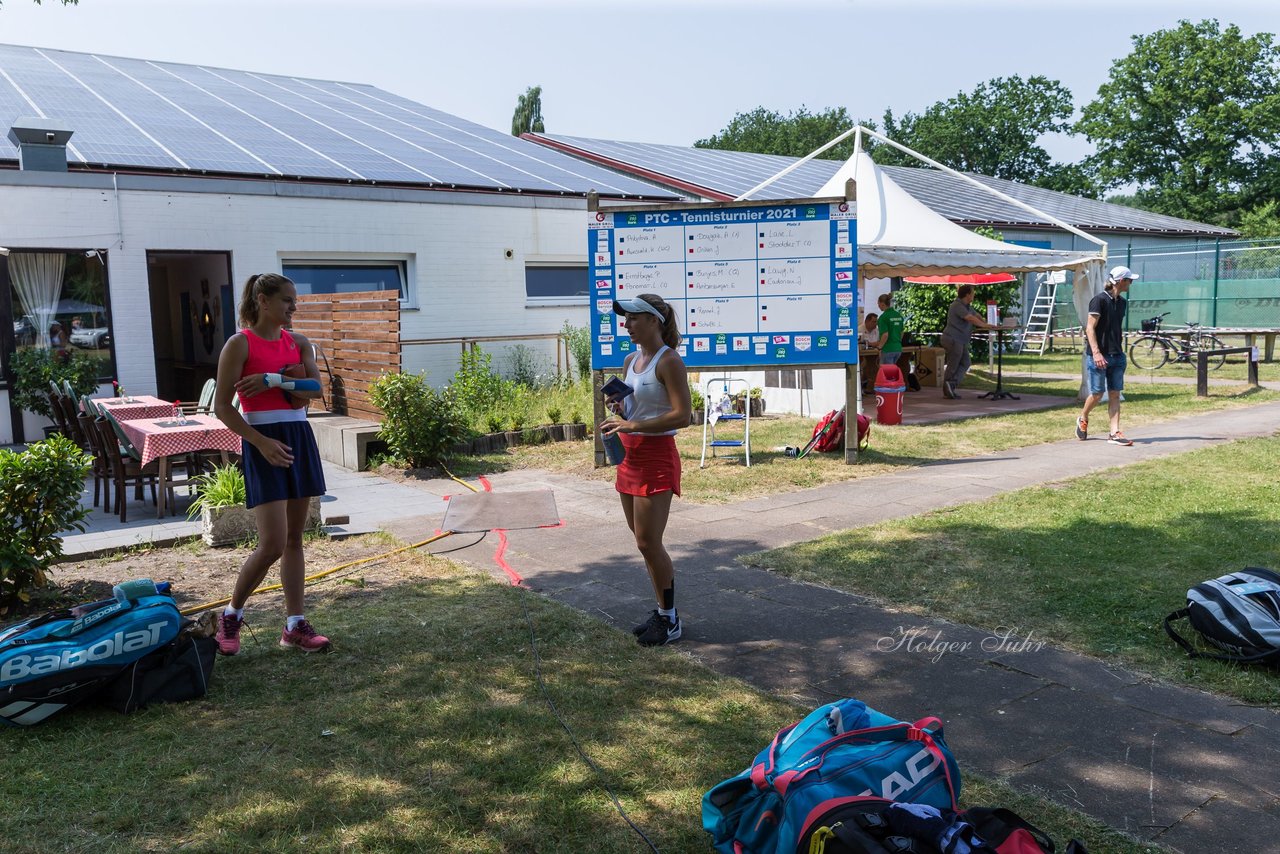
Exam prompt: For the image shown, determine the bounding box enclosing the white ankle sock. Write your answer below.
[287,615,305,631]
[224,605,243,620]
[659,606,677,623]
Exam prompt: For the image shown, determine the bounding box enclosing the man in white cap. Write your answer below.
[1077,265,1138,445]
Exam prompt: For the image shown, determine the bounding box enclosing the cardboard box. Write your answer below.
[913,347,945,387]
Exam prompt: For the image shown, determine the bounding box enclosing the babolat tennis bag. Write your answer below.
[795,796,1088,854]
[1164,567,1280,665]
[702,698,960,854]
[0,580,182,727]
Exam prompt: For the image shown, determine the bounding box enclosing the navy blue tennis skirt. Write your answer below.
[242,420,326,508]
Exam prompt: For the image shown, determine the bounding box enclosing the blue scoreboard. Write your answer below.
[588,198,857,370]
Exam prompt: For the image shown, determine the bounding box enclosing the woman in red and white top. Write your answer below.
[601,293,692,647]
[212,273,330,655]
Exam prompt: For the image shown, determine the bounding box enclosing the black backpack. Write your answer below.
[796,796,1087,853]
[1164,567,1280,665]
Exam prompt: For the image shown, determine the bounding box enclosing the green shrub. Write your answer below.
[562,321,592,380]
[450,347,514,420]
[11,348,101,419]
[486,413,504,434]
[546,405,562,424]
[690,388,705,411]
[370,371,470,468]
[569,407,584,425]
[0,435,91,612]
[506,344,548,388]
[186,464,247,520]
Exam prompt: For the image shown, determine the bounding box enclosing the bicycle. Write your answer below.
[1128,313,1226,371]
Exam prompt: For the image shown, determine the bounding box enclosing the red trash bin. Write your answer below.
[874,364,906,425]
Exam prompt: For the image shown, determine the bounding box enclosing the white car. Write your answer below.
[70,326,111,349]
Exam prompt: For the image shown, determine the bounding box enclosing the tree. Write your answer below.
[695,106,873,162]
[1237,201,1280,239]
[1077,19,1280,226]
[875,75,1089,193]
[510,86,545,137]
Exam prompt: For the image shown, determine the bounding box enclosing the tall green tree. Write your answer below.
[1077,19,1280,225]
[510,86,545,136]
[875,75,1091,194]
[695,106,873,162]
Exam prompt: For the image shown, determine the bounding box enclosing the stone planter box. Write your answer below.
[566,423,587,441]
[203,495,322,547]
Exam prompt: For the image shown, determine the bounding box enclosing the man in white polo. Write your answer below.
[1077,265,1138,445]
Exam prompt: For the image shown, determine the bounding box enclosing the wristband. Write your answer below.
[263,372,283,388]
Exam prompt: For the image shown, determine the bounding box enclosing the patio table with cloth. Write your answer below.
[118,414,241,518]
[94,395,175,422]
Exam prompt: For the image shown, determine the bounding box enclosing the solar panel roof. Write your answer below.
[534,133,1235,237]
[0,44,675,198]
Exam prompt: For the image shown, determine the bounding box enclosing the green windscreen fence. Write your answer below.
[1051,238,1280,331]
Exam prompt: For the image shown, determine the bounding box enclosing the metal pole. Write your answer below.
[1212,238,1221,328]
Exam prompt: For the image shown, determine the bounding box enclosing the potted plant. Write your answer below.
[10,348,101,437]
[188,464,321,547]
[690,388,705,426]
[567,408,587,441]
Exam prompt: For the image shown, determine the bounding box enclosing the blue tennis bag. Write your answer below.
[0,581,182,727]
[702,698,961,854]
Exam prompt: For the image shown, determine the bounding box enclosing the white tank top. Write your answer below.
[623,345,676,436]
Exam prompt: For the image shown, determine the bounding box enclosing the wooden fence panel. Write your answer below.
[294,290,400,420]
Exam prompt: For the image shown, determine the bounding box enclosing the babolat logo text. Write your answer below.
[1,621,168,682]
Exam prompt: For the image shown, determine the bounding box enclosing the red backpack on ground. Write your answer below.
[805,409,870,455]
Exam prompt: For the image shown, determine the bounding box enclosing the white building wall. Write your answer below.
[0,178,593,443]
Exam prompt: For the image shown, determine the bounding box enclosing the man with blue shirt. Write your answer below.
[1077,266,1137,446]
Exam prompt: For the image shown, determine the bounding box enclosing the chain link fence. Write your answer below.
[1050,237,1280,332]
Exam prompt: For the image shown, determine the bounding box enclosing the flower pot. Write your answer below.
[750,398,765,417]
[505,430,521,447]
[567,423,587,441]
[202,505,258,547]
[42,425,63,440]
[691,409,704,426]
[202,496,322,547]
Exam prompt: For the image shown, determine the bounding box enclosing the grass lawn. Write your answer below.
[4,536,1161,852]
[445,378,1279,504]
[744,436,1280,705]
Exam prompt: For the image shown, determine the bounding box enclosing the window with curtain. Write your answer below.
[7,250,113,374]
[282,262,407,301]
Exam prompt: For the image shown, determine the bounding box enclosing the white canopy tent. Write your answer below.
[734,127,1108,429]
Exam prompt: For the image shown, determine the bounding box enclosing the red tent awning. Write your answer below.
[901,273,1018,285]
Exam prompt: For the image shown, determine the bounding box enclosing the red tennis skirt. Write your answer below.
[615,433,681,497]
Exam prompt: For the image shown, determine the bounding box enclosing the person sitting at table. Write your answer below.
[212,272,329,657]
[859,312,880,392]
[859,312,880,348]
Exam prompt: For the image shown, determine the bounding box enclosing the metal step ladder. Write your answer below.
[1017,272,1064,354]
[700,376,751,468]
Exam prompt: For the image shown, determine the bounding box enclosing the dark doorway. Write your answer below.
[146,251,233,403]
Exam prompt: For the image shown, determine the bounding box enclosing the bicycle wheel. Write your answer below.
[1192,335,1227,370]
[1129,336,1169,370]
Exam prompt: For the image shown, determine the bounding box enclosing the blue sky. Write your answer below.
[1,0,1274,165]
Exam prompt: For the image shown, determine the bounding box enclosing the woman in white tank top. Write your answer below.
[602,294,692,646]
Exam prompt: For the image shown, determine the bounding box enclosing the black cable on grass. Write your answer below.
[426,531,489,555]
[516,587,662,853]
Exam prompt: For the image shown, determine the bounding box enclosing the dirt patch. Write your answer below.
[5,535,419,624]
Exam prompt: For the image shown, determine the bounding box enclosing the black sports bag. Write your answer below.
[1164,567,1280,665]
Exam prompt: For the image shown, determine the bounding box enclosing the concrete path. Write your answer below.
[58,401,1280,851]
